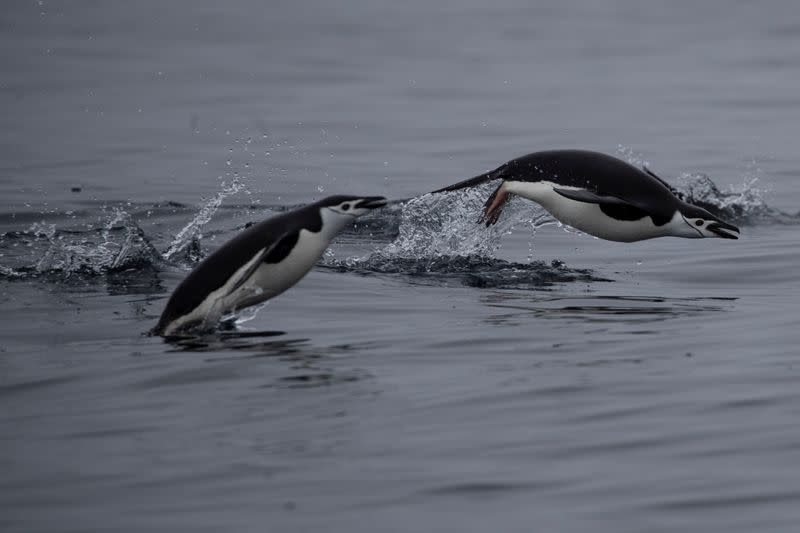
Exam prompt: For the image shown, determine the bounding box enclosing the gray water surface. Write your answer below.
[2,2,800,532]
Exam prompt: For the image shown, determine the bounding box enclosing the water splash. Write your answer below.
[617,146,786,224]
[0,265,24,278]
[344,201,405,241]
[0,178,250,281]
[673,172,785,223]
[616,145,650,169]
[320,187,603,288]
[367,185,551,259]
[1,154,796,289]
[229,302,269,327]
[162,179,245,261]
[0,207,163,278]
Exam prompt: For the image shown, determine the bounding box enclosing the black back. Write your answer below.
[434,149,682,220]
[152,202,324,335]
[500,150,681,215]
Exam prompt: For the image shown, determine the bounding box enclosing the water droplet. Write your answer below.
[317,185,325,193]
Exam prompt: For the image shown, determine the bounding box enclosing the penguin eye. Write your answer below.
[341,203,350,211]
[695,220,704,227]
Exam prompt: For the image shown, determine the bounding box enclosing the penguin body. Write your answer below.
[152,195,386,336]
[434,150,739,242]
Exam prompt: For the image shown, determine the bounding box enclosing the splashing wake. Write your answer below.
[0,180,246,280]
[674,172,786,224]
[616,145,784,224]
[320,186,608,289]
[0,207,162,278]
[162,179,245,262]
[0,161,795,286]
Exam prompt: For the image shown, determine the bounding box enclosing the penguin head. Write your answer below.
[677,204,740,239]
[318,195,388,218]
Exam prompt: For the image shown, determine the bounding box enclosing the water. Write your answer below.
[2,1,800,531]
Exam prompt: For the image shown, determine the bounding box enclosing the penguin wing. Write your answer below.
[553,187,635,207]
[226,231,298,295]
[553,187,673,224]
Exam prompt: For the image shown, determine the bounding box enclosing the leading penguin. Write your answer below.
[432,149,740,242]
[152,195,387,336]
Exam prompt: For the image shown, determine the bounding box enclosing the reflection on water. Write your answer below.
[482,293,738,326]
[153,332,377,390]
[162,329,291,353]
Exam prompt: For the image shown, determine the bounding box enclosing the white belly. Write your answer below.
[222,228,329,311]
[504,180,670,242]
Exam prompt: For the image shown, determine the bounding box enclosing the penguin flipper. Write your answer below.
[553,188,661,222]
[553,187,633,207]
[226,231,297,295]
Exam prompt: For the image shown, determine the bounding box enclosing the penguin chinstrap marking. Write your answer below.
[432,149,740,243]
[151,195,387,337]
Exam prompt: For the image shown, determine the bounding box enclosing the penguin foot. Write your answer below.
[481,184,509,226]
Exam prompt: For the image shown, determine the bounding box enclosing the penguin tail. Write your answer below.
[430,164,507,194]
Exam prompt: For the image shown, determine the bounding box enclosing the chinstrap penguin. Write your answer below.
[432,149,740,243]
[152,195,387,336]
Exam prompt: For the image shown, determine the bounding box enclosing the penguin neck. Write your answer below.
[666,205,702,238]
[318,208,352,241]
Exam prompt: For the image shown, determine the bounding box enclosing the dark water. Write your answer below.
[3,1,800,531]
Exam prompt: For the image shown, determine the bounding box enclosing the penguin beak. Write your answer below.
[707,221,740,239]
[356,196,388,210]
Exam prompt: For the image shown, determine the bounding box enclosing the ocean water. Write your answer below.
[2,1,800,531]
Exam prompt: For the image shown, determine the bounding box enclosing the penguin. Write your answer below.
[432,149,740,242]
[152,195,387,336]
